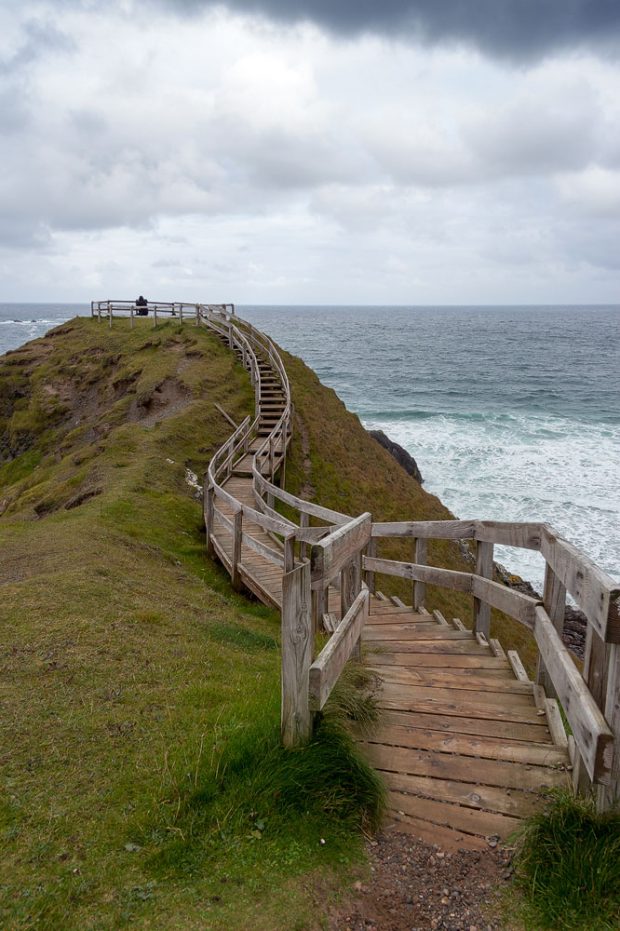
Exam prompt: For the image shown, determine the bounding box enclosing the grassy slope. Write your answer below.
[281,349,538,668]
[0,319,378,931]
[1,316,541,929]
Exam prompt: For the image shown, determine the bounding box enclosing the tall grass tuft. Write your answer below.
[513,790,620,930]
[148,664,385,877]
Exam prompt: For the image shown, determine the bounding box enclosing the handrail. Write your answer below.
[92,297,619,807]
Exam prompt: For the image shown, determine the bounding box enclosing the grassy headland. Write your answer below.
[1,315,538,928]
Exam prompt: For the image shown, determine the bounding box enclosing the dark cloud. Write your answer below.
[163,0,620,58]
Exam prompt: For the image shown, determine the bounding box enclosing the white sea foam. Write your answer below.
[365,411,620,589]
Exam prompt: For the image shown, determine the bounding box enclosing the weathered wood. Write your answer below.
[231,509,243,590]
[599,644,620,809]
[414,537,427,609]
[309,589,369,710]
[363,556,472,593]
[473,541,494,636]
[311,513,372,584]
[284,533,295,573]
[533,605,613,783]
[241,530,284,567]
[281,562,313,746]
[537,563,567,694]
[341,554,362,659]
[365,537,377,593]
[507,650,530,683]
[214,402,238,429]
[371,519,542,549]
[541,525,620,643]
[471,576,540,629]
[544,698,568,749]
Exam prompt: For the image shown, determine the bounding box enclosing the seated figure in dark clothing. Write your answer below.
[136,295,148,316]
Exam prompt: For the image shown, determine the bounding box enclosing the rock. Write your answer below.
[369,429,423,484]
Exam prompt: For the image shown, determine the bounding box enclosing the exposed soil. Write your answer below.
[329,829,515,931]
[130,377,192,427]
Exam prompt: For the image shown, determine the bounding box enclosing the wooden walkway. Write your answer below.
[206,321,571,850]
[93,300,618,842]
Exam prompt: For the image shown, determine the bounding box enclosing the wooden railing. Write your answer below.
[362,519,619,807]
[91,299,620,811]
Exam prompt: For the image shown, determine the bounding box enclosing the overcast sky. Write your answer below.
[1,0,619,304]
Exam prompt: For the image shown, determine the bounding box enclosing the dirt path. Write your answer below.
[329,829,516,931]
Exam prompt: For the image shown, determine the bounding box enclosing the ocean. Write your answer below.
[1,302,619,590]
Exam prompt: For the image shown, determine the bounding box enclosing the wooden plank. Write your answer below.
[363,631,487,648]
[231,510,243,591]
[381,769,543,818]
[363,626,475,641]
[254,470,351,525]
[281,563,312,746]
[541,525,620,643]
[537,563,567,696]
[544,698,568,750]
[471,576,540,630]
[363,556,472,593]
[452,617,467,632]
[241,531,284,567]
[474,541,494,637]
[311,513,372,583]
[368,652,510,670]
[390,595,407,607]
[371,723,567,766]
[490,638,507,660]
[533,605,613,782]
[387,790,521,839]
[371,519,542,549]
[432,609,449,626]
[309,589,369,710]
[380,708,551,742]
[600,643,620,809]
[507,650,531,683]
[363,742,568,791]
[370,666,533,694]
[378,681,535,709]
[378,693,548,726]
[385,811,488,851]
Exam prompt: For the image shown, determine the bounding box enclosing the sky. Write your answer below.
[1,0,619,304]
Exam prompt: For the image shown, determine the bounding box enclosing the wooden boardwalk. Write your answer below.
[93,302,618,843]
[206,321,571,850]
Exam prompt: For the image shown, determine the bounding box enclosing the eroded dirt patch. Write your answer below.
[130,377,192,426]
[329,829,515,931]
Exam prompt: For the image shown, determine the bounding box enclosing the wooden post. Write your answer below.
[205,485,215,558]
[97,304,101,322]
[600,643,620,810]
[231,509,243,591]
[108,304,112,328]
[365,537,377,594]
[312,585,327,639]
[341,553,362,660]
[572,623,607,796]
[474,540,494,636]
[130,306,134,329]
[281,561,313,747]
[153,306,158,327]
[537,563,566,697]
[195,305,200,326]
[299,511,309,561]
[269,436,274,481]
[284,533,295,573]
[413,537,427,610]
[179,305,184,323]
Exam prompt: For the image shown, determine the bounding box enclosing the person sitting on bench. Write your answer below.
[136,295,148,316]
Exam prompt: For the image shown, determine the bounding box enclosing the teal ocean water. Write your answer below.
[1,302,619,588]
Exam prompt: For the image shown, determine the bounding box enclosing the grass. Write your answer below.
[0,317,381,930]
[512,791,620,930]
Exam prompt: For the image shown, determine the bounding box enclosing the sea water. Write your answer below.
[1,302,619,589]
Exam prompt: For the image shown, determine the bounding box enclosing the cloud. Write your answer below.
[161,0,620,59]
